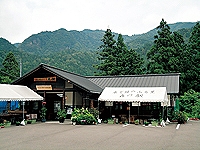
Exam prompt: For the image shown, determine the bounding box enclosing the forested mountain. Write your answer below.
[126,22,195,59]
[0,22,196,76]
[0,38,20,68]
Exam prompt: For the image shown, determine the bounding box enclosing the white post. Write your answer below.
[22,101,25,120]
[129,102,131,124]
[162,102,165,120]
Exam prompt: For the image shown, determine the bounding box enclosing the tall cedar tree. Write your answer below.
[95,31,145,76]
[0,52,19,83]
[183,22,200,92]
[115,34,129,75]
[124,49,145,75]
[147,19,185,74]
[116,34,145,75]
[95,29,117,75]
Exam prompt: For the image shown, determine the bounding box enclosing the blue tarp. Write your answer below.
[0,101,7,113]
[0,101,19,113]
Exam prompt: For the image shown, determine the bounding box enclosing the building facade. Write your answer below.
[12,63,180,121]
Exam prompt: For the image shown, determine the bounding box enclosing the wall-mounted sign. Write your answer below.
[36,85,52,90]
[105,101,113,106]
[132,102,141,106]
[34,77,56,82]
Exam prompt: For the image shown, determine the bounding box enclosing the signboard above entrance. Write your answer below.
[36,85,52,90]
[34,77,56,82]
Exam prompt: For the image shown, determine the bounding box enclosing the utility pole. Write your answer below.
[20,58,22,77]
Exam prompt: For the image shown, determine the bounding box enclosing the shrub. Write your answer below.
[57,109,67,119]
[179,89,200,119]
[40,106,47,120]
[71,108,97,125]
[88,108,99,120]
[177,111,188,124]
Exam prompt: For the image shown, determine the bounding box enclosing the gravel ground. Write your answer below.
[0,120,199,150]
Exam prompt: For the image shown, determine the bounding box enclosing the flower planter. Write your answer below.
[31,119,36,124]
[5,122,11,127]
[16,122,20,126]
[41,119,46,122]
[59,118,65,123]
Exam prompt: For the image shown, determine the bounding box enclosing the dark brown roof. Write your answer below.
[12,64,103,94]
[13,64,180,94]
[87,73,180,94]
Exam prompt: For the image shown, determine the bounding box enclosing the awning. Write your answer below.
[0,84,43,101]
[98,87,168,103]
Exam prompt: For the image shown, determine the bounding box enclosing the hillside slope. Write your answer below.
[0,22,196,76]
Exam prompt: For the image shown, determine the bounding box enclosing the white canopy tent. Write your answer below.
[0,84,43,101]
[0,84,43,119]
[98,87,168,103]
[98,87,169,123]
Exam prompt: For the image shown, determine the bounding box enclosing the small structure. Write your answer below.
[98,87,168,123]
[0,84,43,121]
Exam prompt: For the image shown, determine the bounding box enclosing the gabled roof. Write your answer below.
[12,64,103,94]
[13,64,180,94]
[87,73,180,94]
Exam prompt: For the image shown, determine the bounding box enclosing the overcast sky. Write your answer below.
[0,0,199,44]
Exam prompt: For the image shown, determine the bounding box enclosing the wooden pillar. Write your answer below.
[43,91,46,102]
[90,100,94,108]
[73,91,75,109]
[62,90,65,110]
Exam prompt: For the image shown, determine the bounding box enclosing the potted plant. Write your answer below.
[71,116,77,125]
[4,121,11,127]
[0,123,5,128]
[151,120,158,127]
[27,120,32,124]
[16,121,20,126]
[57,109,67,123]
[107,118,113,124]
[144,121,149,126]
[134,119,139,125]
[31,119,37,124]
[40,106,47,122]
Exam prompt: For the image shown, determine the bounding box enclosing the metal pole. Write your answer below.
[22,101,25,120]
[129,102,131,124]
[138,102,139,116]
[97,100,99,119]
[162,102,164,120]
[20,58,22,77]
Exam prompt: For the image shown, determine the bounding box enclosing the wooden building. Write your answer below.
[12,64,102,120]
[12,63,180,121]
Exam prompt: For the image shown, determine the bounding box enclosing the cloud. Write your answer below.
[0,0,199,43]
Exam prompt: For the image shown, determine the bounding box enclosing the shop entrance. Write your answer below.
[45,93,63,120]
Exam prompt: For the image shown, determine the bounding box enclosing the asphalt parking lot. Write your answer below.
[0,120,199,150]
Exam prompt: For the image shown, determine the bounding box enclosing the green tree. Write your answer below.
[116,34,145,75]
[179,89,200,119]
[95,30,145,76]
[115,34,129,75]
[183,22,200,92]
[95,29,117,76]
[0,52,19,83]
[147,19,185,74]
[124,49,145,75]
[147,19,188,94]
[147,19,172,73]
